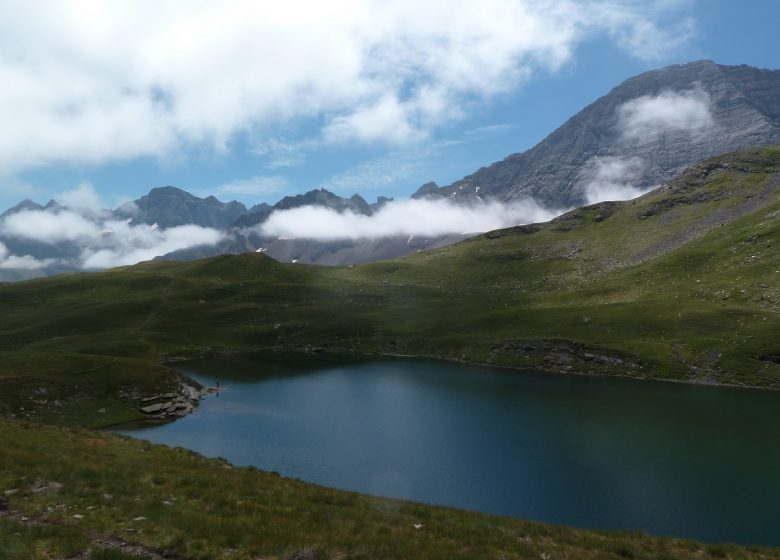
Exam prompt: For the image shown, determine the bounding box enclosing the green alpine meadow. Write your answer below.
[1,145,779,558]
[3,6,780,556]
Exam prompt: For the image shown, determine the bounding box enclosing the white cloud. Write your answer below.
[0,253,58,270]
[0,207,224,270]
[618,88,713,142]
[323,94,428,145]
[1,209,100,243]
[116,200,140,217]
[583,156,652,204]
[0,240,58,270]
[57,182,106,216]
[595,3,694,61]
[0,0,693,175]
[80,223,224,269]
[0,182,221,272]
[259,197,560,240]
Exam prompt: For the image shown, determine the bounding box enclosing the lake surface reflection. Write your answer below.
[117,355,780,545]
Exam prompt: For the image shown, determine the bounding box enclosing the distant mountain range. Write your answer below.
[145,186,464,267]
[2,59,779,281]
[112,185,395,231]
[0,184,464,281]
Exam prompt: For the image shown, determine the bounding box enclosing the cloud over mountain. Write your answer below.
[259,198,560,241]
[577,87,715,204]
[0,186,225,271]
[0,0,693,175]
[618,88,714,142]
[583,156,651,204]
[0,241,56,270]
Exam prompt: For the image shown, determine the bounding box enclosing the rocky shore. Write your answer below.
[137,382,221,420]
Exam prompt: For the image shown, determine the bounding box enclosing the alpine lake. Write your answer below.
[115,354,780,546]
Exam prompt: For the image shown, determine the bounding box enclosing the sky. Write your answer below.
[1,0,779,213]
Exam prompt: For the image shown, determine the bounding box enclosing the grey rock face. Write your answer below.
[427,60,780,207]
[272,188,379,215]
[0,199,44,219]
[228,188,392,230]
[117,186,248,229]
[411,181,441,199]
[231,203,273,229]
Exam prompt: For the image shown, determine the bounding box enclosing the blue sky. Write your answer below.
[1,0,779,212]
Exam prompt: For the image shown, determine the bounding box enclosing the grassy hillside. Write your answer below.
[2,418,779,560]
[0,146,779,558]
[1,146,778,425]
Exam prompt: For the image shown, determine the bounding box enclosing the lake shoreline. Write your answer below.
[159,346,779,397]
[120,353,780,546]
[107,346,774,431]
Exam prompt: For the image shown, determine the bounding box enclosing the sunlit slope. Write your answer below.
[1,146,779,425]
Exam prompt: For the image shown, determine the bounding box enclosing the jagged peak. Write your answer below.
[0,199,44,217]
[411,181,440,199]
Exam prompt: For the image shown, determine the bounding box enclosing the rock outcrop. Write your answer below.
[137,382,218,420]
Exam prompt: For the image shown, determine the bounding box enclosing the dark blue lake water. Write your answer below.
[117,355,780,545]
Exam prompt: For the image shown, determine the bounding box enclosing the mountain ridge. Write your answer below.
[1,144,778,404]
[417,60,780,207]
[3,60,780,279]
[1,145,779,558]
[116,185,249,229]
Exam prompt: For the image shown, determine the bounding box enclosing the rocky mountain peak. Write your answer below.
[411,181,441,199]
[434,60,780,208]
[0,199,44,218]
[121,186,248,229]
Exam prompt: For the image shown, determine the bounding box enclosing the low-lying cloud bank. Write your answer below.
[261,87,717,243]
[258,198,561,241]
[0,196,224,271]
[79,221,225,269]
[0,241,56,270]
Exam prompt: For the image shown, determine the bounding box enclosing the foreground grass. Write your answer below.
[1,418,777,560]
